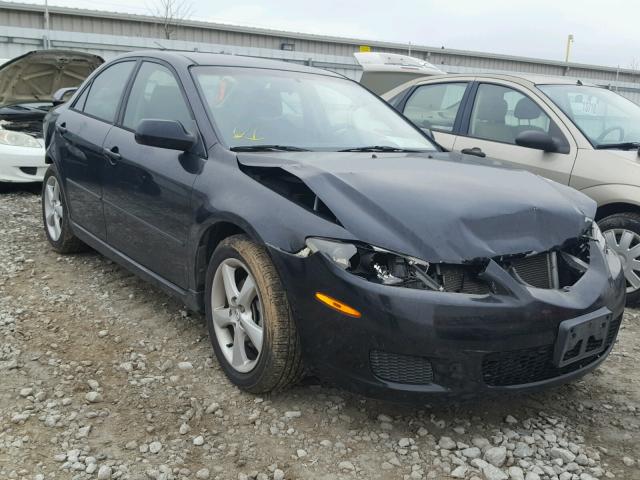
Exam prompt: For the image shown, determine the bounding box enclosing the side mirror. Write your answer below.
[515,130,559,152]
[134,119,196,151]
[52,87,78,106]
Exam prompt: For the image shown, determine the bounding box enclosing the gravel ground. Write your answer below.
[0,186,639,480]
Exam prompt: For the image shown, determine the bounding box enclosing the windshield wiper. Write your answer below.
[594,142,640,151]
[230,145,310,152]
[338,145,422,152]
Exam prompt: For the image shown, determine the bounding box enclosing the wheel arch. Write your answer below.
[193,218,263,293]
[596,202,640,221]
[578,184,640,221]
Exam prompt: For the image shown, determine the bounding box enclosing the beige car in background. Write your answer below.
[382,74,640,303]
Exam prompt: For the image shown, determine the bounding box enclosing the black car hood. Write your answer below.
[237,151,595,263]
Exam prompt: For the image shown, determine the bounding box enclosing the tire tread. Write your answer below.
[207,234,304,393]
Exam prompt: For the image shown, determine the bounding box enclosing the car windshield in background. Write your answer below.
[192,67,436,152]
[538,84,640,149]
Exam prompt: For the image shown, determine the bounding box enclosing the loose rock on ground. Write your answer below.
[0,186,638,479]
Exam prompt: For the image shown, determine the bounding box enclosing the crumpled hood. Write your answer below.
[238,151,596,262]
[0,50,103,107]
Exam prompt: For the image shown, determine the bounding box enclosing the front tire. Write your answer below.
[41,166,86,254]
[599,212,640,305]
[205,235,304,393]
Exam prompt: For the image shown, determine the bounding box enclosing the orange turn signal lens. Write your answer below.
[315,292,361,318]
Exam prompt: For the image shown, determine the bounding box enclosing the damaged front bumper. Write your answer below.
[269,241,625,400]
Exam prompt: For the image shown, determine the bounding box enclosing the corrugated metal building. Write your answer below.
[1,0,640,102]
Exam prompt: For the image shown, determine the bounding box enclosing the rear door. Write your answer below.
[101,60,204,288]
[395,80,471,150]
[453,81,578,184]
[55,60,136,239]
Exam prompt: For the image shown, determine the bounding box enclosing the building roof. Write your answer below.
[2,0,639,76]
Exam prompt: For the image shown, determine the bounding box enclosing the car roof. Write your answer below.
[382,72,601,99]
[409,72,598,87]
[115,50,343,78]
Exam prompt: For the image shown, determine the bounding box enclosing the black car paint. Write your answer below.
[44,51,625,399]
[236,151,595,263]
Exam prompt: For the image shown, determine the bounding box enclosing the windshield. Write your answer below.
[538,84,640,148]
[192,66,436,151]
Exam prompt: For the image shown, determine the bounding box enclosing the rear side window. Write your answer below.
[403,83,467,132]
[123,62,193,131]
[82,61,135,123]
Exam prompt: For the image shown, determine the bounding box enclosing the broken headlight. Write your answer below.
[305,238,443,291]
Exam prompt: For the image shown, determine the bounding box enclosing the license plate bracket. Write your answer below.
[553,307,611,368]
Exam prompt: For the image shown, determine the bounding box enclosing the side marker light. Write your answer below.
[315,292,361,318]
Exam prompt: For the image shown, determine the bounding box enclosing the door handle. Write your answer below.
[103,146,121,165]
[56,122,67,134]
[461,147,486,158]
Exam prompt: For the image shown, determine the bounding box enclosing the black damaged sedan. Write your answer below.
[42,51,625,400]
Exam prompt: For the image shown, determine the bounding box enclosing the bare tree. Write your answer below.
[149,0,194,40]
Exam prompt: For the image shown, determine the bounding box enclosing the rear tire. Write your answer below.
[41,166,87,254]
[205,234,304,393]
[599,212,640,305]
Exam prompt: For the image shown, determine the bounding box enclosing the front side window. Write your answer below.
[82,61,135,123]
[538,84,640,148]
[469,84,560,146]
[403,82,467,132]
[123,62,193,131]
[192,67,436,151]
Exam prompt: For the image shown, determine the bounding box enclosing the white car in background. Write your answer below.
[353,52,444,95]
[0,50,103,183]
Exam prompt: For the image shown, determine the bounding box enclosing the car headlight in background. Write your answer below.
[305,237,444,291]
[0,128,42,148]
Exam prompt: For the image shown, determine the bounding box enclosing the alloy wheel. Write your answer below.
[603,228,640,293]
[44,175,63,242]
[211,258,264,373]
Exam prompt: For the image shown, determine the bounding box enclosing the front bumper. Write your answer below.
[0,143,47,182]
[269,241,625,401]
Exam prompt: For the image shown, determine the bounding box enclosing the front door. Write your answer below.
[453,82,578,185]
[102,61,203,288]
[57,60,136,239]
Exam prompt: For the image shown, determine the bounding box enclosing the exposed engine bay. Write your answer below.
[0,118,44,138]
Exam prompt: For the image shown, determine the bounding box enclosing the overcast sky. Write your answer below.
[17,0,640,69]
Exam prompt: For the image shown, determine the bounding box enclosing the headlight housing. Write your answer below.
[306,237,445,291]
[0,128,42,148]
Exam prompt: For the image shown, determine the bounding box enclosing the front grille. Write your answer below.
[439,265,492,294]
[482,314,622,387]
[510,252,555,288]
[606,315,622,346]
[370,350,433,385]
